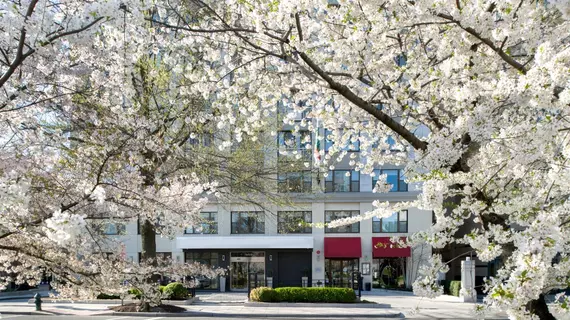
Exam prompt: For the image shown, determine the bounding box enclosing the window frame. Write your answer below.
[325,210,360,233]
[325,170,360,192]
[278,211,312,234]
[231,211,265,234]
[100,221,126,235]
[184,212,218,234]
[372,169,408,192]
[372,210,408,233]
[278,170,312,193]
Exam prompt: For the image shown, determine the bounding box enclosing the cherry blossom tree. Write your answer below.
[141,0,570,319]
[2,0,570,318]
[0,0,293,311]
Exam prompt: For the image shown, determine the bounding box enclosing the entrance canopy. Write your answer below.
[176,236,313,249]
[324,237,362,258]
[372,237,411,258]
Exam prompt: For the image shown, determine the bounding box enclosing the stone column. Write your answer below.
[460,257,476,302]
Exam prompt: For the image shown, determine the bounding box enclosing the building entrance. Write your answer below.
[230,251,265,291]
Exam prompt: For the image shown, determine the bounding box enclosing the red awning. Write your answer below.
[324,237,362,258]
[372,237,411,258]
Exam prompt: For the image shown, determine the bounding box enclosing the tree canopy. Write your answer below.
[1,0,570,318]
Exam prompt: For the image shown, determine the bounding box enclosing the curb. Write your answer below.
[26,297,199,305]
[108,311,405,318]
[245,302,391,308]
[0,310,62,316]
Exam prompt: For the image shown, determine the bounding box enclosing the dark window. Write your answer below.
[231,211,265,234]
[372,169,408,192]
[185,212,218,234]
[278,130,312,152]
[278,171,312,193]
[325,170,360,192]
[100,221,126,235]
[325,210,360,233]
[187,133,212,148]
[325,258,359,288]
[278,211,312,234]
[277,130,312,193]
[324,129,360,152]
[372,210,408,233]
[184,251,220,289]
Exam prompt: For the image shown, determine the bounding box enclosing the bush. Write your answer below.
[396,275,405,287]
[251,287,356,303]
[163,282,188,300]
[450,281,461,297]
[250,287,278,302]
[97,293,120,299]
[127,288,142,299]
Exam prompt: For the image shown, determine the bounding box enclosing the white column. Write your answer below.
[460,257,476,302]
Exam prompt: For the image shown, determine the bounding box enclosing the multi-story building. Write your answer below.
[104,114,432,292]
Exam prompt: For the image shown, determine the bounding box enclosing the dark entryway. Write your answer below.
[277,251,312,287]
[372,257,406,289]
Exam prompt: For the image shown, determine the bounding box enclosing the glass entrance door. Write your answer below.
[230,252,265,291]
[230,261,248,290]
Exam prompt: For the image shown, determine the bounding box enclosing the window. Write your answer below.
[100,221,126,235]
[325,170,360,192]
[231,211,265,234]
[185,212,218,234]
[278,171,312,193]
[278,211,312,234]
[187,133,212,148]
[325,258,359,288]
[184,251,220,289]
[324,129,360,152]
[278,130,312,193]
[372,169,408,192]
[278,131,312,151]
[373,210,408,233]
[325,210,360,233]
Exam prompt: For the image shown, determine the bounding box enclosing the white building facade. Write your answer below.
[109,165,432,291]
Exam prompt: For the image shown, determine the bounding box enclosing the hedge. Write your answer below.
[450,281,461,297]
[96,293,120,299]
[97,282,188,300]
[250,287,278,302]
[163,282,188,300]
[250,287,356,303]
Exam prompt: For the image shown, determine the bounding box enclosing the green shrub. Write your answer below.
[96,293,120,299]
[159,285,166,293]
[250,287,278,302]
[163,282,188,300]
[252,287,356,303]
[396,275,405,287]
[450,281,461,297]
[127,288,142,299]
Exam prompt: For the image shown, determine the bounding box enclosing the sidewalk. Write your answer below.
[0,289,514,319]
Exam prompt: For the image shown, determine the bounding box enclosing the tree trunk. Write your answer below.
[140,219,157,264]
[140,219,161,281]
[527,294,555,320]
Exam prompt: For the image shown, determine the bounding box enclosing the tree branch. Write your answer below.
[435,13,528,74]
[296,51,428,151]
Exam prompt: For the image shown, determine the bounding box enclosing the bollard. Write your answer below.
[34,293,42,311]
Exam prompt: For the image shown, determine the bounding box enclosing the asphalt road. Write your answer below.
[0,316,398,320]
